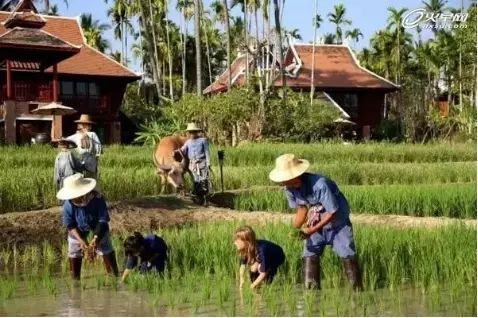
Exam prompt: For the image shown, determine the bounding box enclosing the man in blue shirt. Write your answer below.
[269,154,362,290]
[176,123,211,205]
[57,173,118,280]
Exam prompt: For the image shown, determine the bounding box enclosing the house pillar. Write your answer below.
[110,121,121,144]
[51,64,62,139]
[6,59,12,99]
[4,100,16,144]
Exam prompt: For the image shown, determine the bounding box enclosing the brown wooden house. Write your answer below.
[0,0,140,144]
[204,43,400,138]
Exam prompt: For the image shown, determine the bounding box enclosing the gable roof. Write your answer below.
[0,27,80,51]
[203,55,252,94]
[0,11,140,80]
[276,44,399,91]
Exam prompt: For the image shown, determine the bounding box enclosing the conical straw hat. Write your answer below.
[269,154,310,183]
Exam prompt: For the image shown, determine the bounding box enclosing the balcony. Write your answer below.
[60,94,112,115]
[1,81,53,103]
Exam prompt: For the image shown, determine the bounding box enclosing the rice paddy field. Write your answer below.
[0,222,476,316]
[0,141,476,316]
[0,142,476,217]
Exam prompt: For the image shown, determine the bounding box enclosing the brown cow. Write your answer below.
[153,135,191,193]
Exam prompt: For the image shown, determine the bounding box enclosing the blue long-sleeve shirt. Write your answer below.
[180,137,210,166]
[62,195,110,235]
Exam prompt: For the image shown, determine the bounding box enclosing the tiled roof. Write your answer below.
[275,44,398,90]
[0,11,139,79]
[203,55,252,94]
[0,27,79,51]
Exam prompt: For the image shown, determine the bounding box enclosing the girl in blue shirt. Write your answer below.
[234,226,285,289]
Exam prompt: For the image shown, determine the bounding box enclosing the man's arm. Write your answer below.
[293,206,308,228]
[69,228,88,250]
[303,211,335,235]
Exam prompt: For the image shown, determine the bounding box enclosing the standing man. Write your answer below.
[67,114,102,179]
[269,154,362,290]
[175,123,211,205]
[52,138,80,190]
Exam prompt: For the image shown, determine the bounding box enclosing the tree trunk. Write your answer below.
[147,0,163,101]
[124,20,129,65]
[273,0,286,104]
[222,0,232,89]
[181,12,187,96]
[194,0,202,96]
[244,0,249,85]
[120,21,125,65]
[204,26,213,86]
[165,8,174,100]
[138,0,162,100]
[310,0,318,106]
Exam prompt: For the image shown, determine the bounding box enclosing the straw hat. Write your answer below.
[269,154,310,183]
[51,138,77,149]
[74,114,95,125]
[186,122,202,132]
[56,173,97,200]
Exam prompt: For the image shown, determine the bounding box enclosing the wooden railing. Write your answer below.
[60,95,112,115]
[1,82,52,103]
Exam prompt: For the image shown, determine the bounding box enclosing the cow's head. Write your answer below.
[165,162,185,190]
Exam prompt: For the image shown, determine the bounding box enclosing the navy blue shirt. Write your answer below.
[240,240,285,273]
[126,235,168,269]
[62,195,110,234]
[284,173,351,228]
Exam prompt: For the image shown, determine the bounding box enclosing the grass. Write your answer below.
[231,183,477,218]
[0,142,476,214]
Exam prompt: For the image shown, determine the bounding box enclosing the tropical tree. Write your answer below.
[211,0,232,89]
[345,28,363,46]
[193,0,202,95]
[284,28,302,40]
[40,0,68,12]
[327,3,351,44]
[387,7,408,84]
[323,33,335,44]
[107,0,133,65]
[80,13,111,53]
[177,0,194,95]
[422,0,448,34]
[310,1,321,105]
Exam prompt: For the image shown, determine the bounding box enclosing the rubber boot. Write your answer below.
[102,252,119,277]
[69,257,82,280]
[303,256,321,289]
[341,257,363,291]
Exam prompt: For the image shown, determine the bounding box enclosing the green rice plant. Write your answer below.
[231,183,477,218]
[0,278,17,300]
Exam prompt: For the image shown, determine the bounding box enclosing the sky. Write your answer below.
[50,0,473,73]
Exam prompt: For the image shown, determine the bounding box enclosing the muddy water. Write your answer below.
[1,280,475,316]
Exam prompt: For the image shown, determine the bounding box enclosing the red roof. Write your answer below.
[275,44,398,90]
[0,11,139,80]
[203,55,252,94]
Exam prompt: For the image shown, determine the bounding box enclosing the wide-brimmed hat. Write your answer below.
[56,173,97,200]
[74,114,95,125]
[269,154,310,183]
[51,138,77,149]
[186,122,202,132]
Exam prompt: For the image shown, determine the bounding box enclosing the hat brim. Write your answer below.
[269,159,310,183]
[74,120,95,124]
[51,140,77,149]
[186,128,202,132]
[56,178,97,200]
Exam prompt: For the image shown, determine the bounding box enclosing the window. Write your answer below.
[89,83,100,96]
[61,81,74,95]
[343,94,358,118]
[76,82,87,96]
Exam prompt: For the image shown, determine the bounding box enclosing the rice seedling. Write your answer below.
[0,278,17,300]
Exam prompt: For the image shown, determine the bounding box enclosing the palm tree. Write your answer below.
[193,0,202,95]
[211,0,232,89]
[177,0,194,95]
[284,28,302,40]
[41,0,68,12]
[107,0,133,65]
[327,4,351,44]
[273,0,285,102]
[310,0,321,105]
[231,0,251,84]
[345,28,363,44]
[44,3,59,15]
[422,0,447,35]
[387,7,408,84]
[323,33,335,44]
[80,13,111,53]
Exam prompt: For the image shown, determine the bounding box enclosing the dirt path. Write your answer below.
[0,196,475,247]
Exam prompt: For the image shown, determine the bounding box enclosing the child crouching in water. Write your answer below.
[234,226,285,289]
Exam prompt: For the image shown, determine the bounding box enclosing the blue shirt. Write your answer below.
[284,173,350,228]
[180,137,210,166]
[240,240,285,273]
[125,235,168,269]
[62,195,110,234]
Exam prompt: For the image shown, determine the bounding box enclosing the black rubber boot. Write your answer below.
[303,256,321,289]
[102,252,119,277]
[69,257,82,280]
[341,257,363,291]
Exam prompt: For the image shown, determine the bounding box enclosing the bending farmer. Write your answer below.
[57,173,119,280]
[122,232,168,282]
[269,154,362,290]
